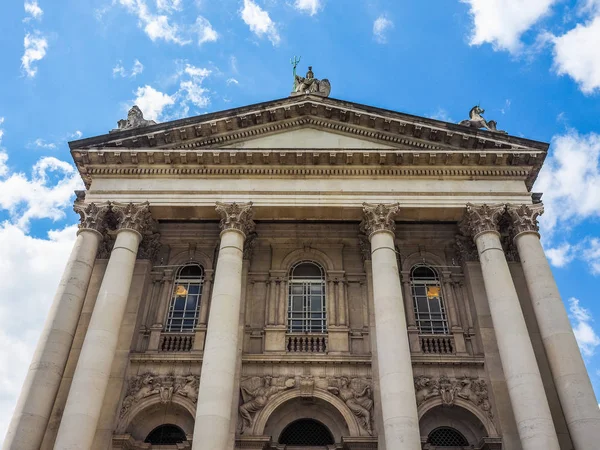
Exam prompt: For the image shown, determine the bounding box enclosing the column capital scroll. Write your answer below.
[459,203,506,238]
[360,202,400,237]
[215,201,255,236]
[506,203,544,237]
[111,201,156,236]
[73,201,111,235]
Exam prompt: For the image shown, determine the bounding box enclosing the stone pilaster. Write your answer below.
[192,202,254,450]
[508,203,600,450]
[461,203,560,450]
[3,201,109,450]
[53,202,154,450]
[360,203,421,450]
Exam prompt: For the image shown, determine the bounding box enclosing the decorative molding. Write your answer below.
[119,372,199,418]
[73,201,111,234]
[459,203,506,238]
[360,203,400,236]
[506,203,544,236]
[112,201,156,235]
[414,375,492,419]
[216,201,255,236]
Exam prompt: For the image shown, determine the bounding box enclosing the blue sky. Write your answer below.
[1,0,600,442]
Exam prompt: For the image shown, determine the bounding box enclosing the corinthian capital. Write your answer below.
[360,203,400,236]
[216,202,255,236]
[73,201,111,234]
[460,203,506,238]
[506,204,544,236]
[112,201,155,235]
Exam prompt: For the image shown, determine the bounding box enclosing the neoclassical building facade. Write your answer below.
[5,89,600,450]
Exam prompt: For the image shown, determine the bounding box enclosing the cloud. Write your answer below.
[550,15,600,94]
[156,0,183,13]
[294,0,322,16]
[582,238,600,274]
[226,77,239,85]
[545,243,577,267]
[113,59,145,77]
[429,108,454,123]
[24,0,43,20]
[195,16,218,45]
[240,0,280,46]
[132,85,175,121]
[535,131,600,233]
[569,297,600,356]
[0,223,77,444]
[21,32,48,78]
[131,59,144,76]
[32,138,57,150]
[373,15,393,44]
[113,61,126,77]
[460,0,558,53]
[117,0,190,44]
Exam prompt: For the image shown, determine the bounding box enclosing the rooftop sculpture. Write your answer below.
[459,105,506,133]
[290,56,331,97]
[110,105,156,133]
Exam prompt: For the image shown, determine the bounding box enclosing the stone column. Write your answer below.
[508,204,600,450]
[3,202,109,450]
[192,202,254,450]
[361,203,421,449]
[461,204,560,450]
[53,202,154,450]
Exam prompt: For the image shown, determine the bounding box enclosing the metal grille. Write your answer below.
[287,261,327,334]
[428,427,469,447]
[279,419,334,446]
[145,424,186,444]
[166,264,204,332]
[411,265,449,335]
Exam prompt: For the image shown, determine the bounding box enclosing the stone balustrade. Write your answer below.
[420,335,455,355]
[160,333,194,352]
[286,334,328,353]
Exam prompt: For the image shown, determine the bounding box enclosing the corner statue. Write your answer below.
[459,106,506,133]
[110,105,157,133]
[290,57,331,97]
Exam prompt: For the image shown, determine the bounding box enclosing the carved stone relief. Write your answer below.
[414,375,492,419]
[216,201,255,236]
[360,203,400,236]
[120,373,199,418]
[459,203,506,238]
[328,376,374,435]
[238,376,296,433]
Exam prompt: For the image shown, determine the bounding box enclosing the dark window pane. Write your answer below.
[186,297,198,311]
[291,285,303,295]
[429,299,441,313]
[188,285,200,295]
[310,284,323,294]
[413,286,427,297]
[179,264,203,278]
[292,262,322,278]
[310,297,323,311]
[174,298,185,310]
[417,298,429,312]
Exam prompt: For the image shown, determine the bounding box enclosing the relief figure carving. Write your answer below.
[238,376,295,433]
[328,377,373,435]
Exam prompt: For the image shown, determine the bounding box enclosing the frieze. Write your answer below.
[120,373,199,418]
[414,375,492,419]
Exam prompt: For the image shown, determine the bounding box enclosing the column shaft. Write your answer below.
[192,229,246,449]
[474,231,560,450]
[516,231,600,449]
[3,230,101,450]
[53,229,142,450]
[369,230,421,449]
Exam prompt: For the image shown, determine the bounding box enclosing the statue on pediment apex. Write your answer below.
[459,105,506,133]
[110,105,156,133]
[291,57,331,97]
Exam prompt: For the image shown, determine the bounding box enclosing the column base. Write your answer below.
[264,325,287,352]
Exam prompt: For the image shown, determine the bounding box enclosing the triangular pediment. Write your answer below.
[220,126,395,149]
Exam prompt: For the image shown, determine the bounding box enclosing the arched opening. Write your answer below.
[144,424,186,444]
[279,419,335,446]
[427,426,469,447]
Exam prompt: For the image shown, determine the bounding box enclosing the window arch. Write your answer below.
[145,424,186,444]
[287,261,327,333]
[279,419,335,445]
[427,426,469,447]
[165,264,204,332]
[411,265,449,335]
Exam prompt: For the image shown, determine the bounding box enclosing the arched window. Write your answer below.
[279,419,335,445]
[411,265,449,335]
[428,426,469,447]
[288,261,327,333]
[165,264,204,332]
[145,424,186,444]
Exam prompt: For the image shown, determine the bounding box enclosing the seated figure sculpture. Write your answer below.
[110,105,156,133]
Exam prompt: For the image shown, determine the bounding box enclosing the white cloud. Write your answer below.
[21,32,48,78]
[156,0,182,13]
[240,0,281,46]
[131,59,144,77]
[0,223,77,443]
[69,130,83,139]
[178,64,212,109]
[294,0,322,16]
[545,243,577,267]
[195,16,218,45]
[24,0,43,20]
[429,108,453,123]
[32,138,57,150]
[226,77,239,85]
[550,15,600,94]
[569,297,600,356]
[460,0,558,53]
[113,59,144,77]
[132,85,175,121]
[582,238,600,275]
[0,153,82,230]
[535,131,600,233]
[117,0,190,44]
[373,15,393,44]
[113,61,126,77]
